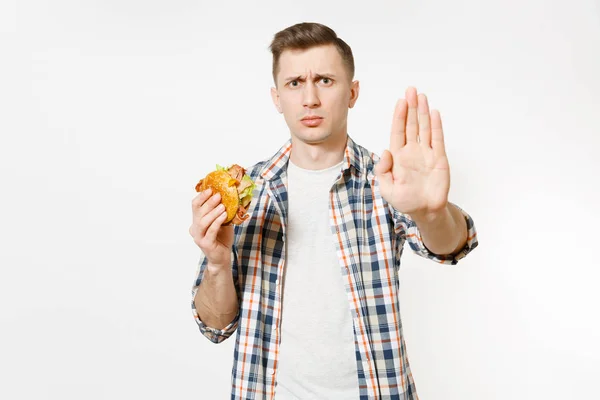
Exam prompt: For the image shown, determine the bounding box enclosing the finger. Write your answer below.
[193,193,222,235]
[196,192,222,223]
[418,93,432,148]
[375,149,393,176]
[197,203,226,239]
[192,188,213,210]
[204,209,229,244]
[390,98,407,151]
[431,109,447,158]
[405,87,419,143]
[375,150,394,187]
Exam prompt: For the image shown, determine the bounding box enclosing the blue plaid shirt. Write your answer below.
[192,135,478,399]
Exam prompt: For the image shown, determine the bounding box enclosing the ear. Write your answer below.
[270,87,283,114]
[348,80,360,109]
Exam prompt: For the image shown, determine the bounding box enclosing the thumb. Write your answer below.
[375,150,394,186]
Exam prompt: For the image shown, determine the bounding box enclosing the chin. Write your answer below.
[292,127,333,144]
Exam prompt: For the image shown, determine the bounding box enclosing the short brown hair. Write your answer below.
[268,22,355,85]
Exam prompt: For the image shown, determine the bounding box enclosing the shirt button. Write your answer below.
[269,368,275,375]
[275,278,279,285]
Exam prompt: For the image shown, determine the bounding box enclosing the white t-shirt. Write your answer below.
[275,159,360,399]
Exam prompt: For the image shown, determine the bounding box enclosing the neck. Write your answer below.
[289,133,347,170]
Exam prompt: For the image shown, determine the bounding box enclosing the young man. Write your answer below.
[190,22,478,400]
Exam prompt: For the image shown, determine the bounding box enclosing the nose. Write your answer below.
[302,82,321,108]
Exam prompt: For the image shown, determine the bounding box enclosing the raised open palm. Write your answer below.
[375,87,451,218]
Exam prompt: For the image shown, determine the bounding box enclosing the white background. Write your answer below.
[1,0,599,399]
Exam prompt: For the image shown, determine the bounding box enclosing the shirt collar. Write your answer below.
[260,135,364,181]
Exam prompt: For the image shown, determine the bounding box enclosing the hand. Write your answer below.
[374,87,451,220]
[189,189,234,268]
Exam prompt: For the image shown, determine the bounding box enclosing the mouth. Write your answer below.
[301,115,323,120]
[300,115,323,127]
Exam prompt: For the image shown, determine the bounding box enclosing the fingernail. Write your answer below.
[204,189,211,195]
[218,204,225,211]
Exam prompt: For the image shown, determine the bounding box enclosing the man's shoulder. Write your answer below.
[245,159,270,181]
[348,137,380,178]
[241,137,292,182]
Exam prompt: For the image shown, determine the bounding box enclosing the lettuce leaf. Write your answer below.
[239,174,256,203]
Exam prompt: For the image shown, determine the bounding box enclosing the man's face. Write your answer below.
[271,44,359,145]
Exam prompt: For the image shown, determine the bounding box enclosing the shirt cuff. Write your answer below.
[394,203,479,265]
[191,290,240,344]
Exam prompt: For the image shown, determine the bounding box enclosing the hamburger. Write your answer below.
[195,164,256,225]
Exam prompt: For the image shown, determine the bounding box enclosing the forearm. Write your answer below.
[410,202,468,256]
[194,261,239,330]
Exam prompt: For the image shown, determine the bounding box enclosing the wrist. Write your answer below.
[409,203,450,226]
[206,259,232,276]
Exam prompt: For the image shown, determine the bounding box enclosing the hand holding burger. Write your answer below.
[195,164,255,225]
[189,164,256,267]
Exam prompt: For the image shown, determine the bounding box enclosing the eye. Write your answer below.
[289,80,299,87]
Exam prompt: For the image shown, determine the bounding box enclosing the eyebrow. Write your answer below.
[283,73,337,82]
